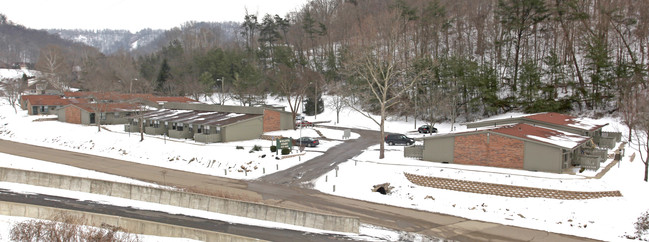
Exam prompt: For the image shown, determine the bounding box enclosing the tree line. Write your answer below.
[4,0,649,125]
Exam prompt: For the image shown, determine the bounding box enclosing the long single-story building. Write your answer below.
[464,112,621,149]
[57,103,142,125]
[125,102,294,143]
[422,123,595,173]
[127,109,263,143]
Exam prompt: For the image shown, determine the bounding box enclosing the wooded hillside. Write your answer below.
[4,0,649,123]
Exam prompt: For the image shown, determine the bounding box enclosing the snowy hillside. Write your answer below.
[48,29,164,54]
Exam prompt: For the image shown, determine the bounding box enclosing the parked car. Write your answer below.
[385,133,414,146]
[295,115,305,122]
[293,137,320,147]
[296,120,314,128]
[418,124,438,134]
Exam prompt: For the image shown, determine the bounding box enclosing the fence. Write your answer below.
[583,148,608,162]
[579,155,601,170]
[601,131,622,142]
[404,145,424,159]
[598,137,617,149]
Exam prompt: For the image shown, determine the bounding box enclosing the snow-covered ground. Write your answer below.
[0,91,648,241]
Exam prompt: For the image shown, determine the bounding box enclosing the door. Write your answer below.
[89,113,95,124]
[32,106,38,115]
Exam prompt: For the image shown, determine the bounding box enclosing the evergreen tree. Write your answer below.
[155,59,171,94]
[304,94,324,116]
[497,0,548,95]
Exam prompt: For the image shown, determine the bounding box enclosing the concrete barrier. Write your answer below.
[0,201,262,242]
[0,167,360,233]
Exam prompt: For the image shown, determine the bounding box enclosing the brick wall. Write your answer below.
[65,106,82,124]
[27,102,34,115]
[453,133,524,169]
[263,109,281,132]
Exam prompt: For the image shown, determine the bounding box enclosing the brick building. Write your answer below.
[422,123,593,173]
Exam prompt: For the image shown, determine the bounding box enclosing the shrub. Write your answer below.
[635,210,649,239]
[10,212,141,242]
[281,147,291,155]
[236,146,244,150]
[251,145,262,152]
[270,146,277,152]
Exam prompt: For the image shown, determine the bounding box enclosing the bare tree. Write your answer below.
[107,50,140,93]
[35,45,71,92]
[1,77,25,113]
[272,64,313,127]
[327,81,348,124]
[345,48,426,158]
[633,90,649,182]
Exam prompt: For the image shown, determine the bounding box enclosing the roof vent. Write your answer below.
[518,127,522,131]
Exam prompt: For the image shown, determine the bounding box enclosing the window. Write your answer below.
[153,121,159,128]
[100,112,107,120]
[172,123,177,130]
[197,125,203,134]
[215,127,221,134]
[189,124,193,132]
[204,126,210,135]
[49,106,56,110]
[114,112,120,118]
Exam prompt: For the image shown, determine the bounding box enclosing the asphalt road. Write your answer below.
[0,137,600,242]
[257,126,380,186]
[0,189,358,241]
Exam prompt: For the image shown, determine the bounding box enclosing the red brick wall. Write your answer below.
[263,109,281,132]
[27,102,34,115]
[453,133,524,169]
[65,106,82,124]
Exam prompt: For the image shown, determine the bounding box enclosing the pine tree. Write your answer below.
[156,59,171,94]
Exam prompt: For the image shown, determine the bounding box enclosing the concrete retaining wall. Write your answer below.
[0,167,359,233]
[0,201,262,242]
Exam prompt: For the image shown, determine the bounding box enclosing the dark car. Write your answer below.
[418,125,438,134]
[385,133,414,146]
[293,137,320,147]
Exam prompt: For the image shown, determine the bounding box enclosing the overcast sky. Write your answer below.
[2,0,309,32]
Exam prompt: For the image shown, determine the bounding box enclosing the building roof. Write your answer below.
[466,112,608,132]
[523,112,606,132]
[21,95,60,101]
[22,95,91,106]
[67,103,143,113]
[147,96,197,103]
[62,91,197,104]
[425,123,591,150]
[139,109,261,127]
[491,123,591,149]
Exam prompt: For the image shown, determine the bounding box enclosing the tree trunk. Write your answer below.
[379,113,385,159]
[139,118,144,142]
[645,135,649,182]
[97,114,101,132]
